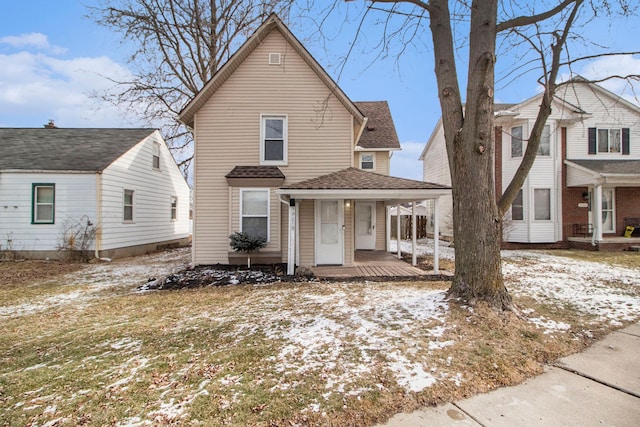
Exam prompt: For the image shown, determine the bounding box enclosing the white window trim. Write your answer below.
[123,189,135,223]
[260,114,288,165]
[360,152,375,170]
[170,195,178,221]
[239,188,270,242]
[532,187,552,222]
[510,125,524,158]
[596,126,623,154]
[152,141,161,170]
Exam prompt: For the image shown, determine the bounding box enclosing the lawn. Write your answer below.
[1,245,639,426]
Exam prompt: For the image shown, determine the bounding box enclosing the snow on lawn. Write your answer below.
[0,248,191,319]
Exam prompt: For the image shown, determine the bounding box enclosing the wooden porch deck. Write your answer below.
[312,250,432,279]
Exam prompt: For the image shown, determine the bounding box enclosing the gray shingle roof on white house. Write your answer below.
[0,128,156,171]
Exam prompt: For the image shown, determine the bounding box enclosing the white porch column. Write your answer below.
[386,205,391,252]
[411,201,417,266]
[433,197,440,274]
[287,200,297,275]
[594,184,603,243]
[396,203,402,259]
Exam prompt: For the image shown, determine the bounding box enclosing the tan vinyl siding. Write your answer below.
[298,200,314,266]
[193,29,353,265]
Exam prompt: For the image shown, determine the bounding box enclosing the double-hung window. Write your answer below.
[360,153,374,170]
[170,196,178,221]
[241,189,269,241]
[511,189,524,221]
[152,142,161,169]
[511,126,523,157]
[32,184,55,224]
[261,115,287,164]
[537,125,551,156]
[533,188,551,221]
[124,189,134,222]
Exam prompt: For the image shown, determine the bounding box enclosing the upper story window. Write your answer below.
[537,125,551,156]
[360,153,375,170]
[511,126,523,157]
[124,189,135,222]
[32,183,55,224]
[261,115,287,165]
[589,127,630,155]
[152,141,160,169]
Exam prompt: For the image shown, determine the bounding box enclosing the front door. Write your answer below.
[355,202,376,250]
[315,200,344,265]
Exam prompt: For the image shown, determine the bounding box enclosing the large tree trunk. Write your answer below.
[430,0,512,310]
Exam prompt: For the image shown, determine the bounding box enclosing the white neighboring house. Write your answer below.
[0,127,191,259]
[421,78,640,250]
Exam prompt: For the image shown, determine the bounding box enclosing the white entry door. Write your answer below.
[315,200,344,265]
[355,202,376,250]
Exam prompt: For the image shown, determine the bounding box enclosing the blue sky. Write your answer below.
[1,1,638,180]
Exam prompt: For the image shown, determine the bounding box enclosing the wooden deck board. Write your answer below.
[312,251,432,279]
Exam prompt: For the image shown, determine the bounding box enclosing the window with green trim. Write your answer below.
[32,184,55,224]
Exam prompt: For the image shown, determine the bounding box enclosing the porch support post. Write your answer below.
[594,184,603,243]
[396,203,402,259]
[411,201,417,266]
[386,205,391,252]
[287,199,296,275]
[433,197,440,273]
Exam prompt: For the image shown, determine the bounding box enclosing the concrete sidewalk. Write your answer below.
[378,323,640,427]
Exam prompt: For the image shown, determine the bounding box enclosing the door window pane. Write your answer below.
[320,201,339,244]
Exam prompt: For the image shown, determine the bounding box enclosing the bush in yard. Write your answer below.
[57,216,97,262]
[229,231,266,268]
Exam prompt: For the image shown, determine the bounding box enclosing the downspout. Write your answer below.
[94,171,102,259]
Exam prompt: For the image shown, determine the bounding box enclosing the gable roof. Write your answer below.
[178,13,365,128]
[0,128,156,172]
[280,167,448,190]
[354,101,401,150]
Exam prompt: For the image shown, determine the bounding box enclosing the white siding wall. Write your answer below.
[0,172,96,252]
[99,133,191,250]
[422,124,453,234]
[557,84,640,160]
[193,30,354,265]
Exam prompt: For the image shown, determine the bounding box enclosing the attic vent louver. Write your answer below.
[269,52,281,65]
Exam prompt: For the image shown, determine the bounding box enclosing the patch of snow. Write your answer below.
[386,351,437,392]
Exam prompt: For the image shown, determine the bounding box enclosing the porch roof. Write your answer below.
[277,167,450,201]
[565,159,640,186]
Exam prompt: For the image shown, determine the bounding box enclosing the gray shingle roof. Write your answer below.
[354,101,401,150]
[280,167,450,190]
[569,159,640,175]
[0,128,156,171]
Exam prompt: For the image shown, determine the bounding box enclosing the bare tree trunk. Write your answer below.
[430,0,512,309]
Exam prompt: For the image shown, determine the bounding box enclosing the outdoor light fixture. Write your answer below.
[345,200,351,208]
[582,191,590,200]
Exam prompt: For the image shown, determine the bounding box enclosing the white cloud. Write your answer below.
[0,50,139,128]
[578,54,640,105]
[0,33,66,54]
[390,141,425,181]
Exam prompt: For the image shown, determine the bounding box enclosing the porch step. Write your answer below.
[631,246,640,252]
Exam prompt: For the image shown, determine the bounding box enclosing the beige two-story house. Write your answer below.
[179,14,449,272]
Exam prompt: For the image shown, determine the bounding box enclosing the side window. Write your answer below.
[360,153,374,170]
[170,196,177,221]
[152,142,160,169]
[124,189,134,222]
[32,184,55,224]
[511,126,523,158]
[261,115,287,165]
[240,189,269,241]
[590,127,629,154]
[537,125,550,156]
[534,188,551,221]
[511,189,524,221]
